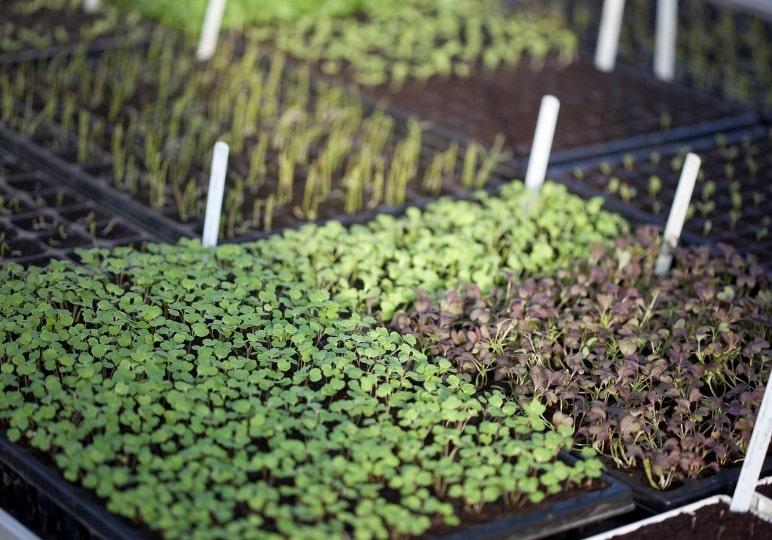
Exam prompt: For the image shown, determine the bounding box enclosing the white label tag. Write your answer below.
[196,0,228,61]
[524,95,560,192]
[594,0,626,72]
[731,379,772,512]
[654,0,678,81]
[84,0,101,13]
[202,141,230,248]
[654,152,700,276]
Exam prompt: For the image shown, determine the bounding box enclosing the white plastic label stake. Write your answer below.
[196,0,227,61]
[655,0,678,81]
[654,152,700,275]
[524,95,560,192]
[594,0,626,72]
[731,378,772,512]
[202,142,230,248]
[84,0,100,13]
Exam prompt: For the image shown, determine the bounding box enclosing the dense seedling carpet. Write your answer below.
[241,182,627,319]
[3,35,511,235]
[0,182,624,537]
[1,248,601,538]
[395,228,772,489]
[108,0,576,87]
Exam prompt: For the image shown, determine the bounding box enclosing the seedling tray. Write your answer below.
[0,142,154,267]
[0,0,151,67]
[585,494,730,540]
[353,53,757,164]
[550,122,772,270]
[434,472,633,539]
[0,124,185,245]
[599,455,772,514]
[0,35,152,68]
[0,435,142,540]
[2,120,521,246]
[616,0,772,112]
[0,85,516,245]
[585,492,772,539]
[521,0,772,112]
[0,432,633,540]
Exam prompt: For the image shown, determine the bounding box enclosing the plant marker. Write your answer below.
[196,0,227,62]
[84,0,100,13]
[655,0,678,81]
[730,378,772,514]
[594,0,626,72]
[524,95,560,192]
[202,142,229,248]
[654,152,700,276]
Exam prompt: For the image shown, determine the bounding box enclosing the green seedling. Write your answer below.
[622,153,635,171]
[619,183,637,203]
[606,176,620,194]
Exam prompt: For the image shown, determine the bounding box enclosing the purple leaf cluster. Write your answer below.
[393,227,771,490]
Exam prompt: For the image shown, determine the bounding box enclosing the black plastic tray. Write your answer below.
[0,35,151,68]
[602,455,772,514]
[0,433,633,540]
[0,107,737,271]
[547,121,772,270]
[0,435,143,540]
[435,464,634,540]
[321,58,754,171]
[0,124,186,245]
[523,0,772,114]
[0,113,517,247]
[0,144,155,266]
[346,51,758,166]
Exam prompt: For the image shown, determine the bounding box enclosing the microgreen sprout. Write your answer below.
[10,35,524,236]
[395,228,772,491]
[0,235,605,538]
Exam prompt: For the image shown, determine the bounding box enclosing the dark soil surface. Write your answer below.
[514,0,772,110]
[610,501,772,540]
[358,56,744,157]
